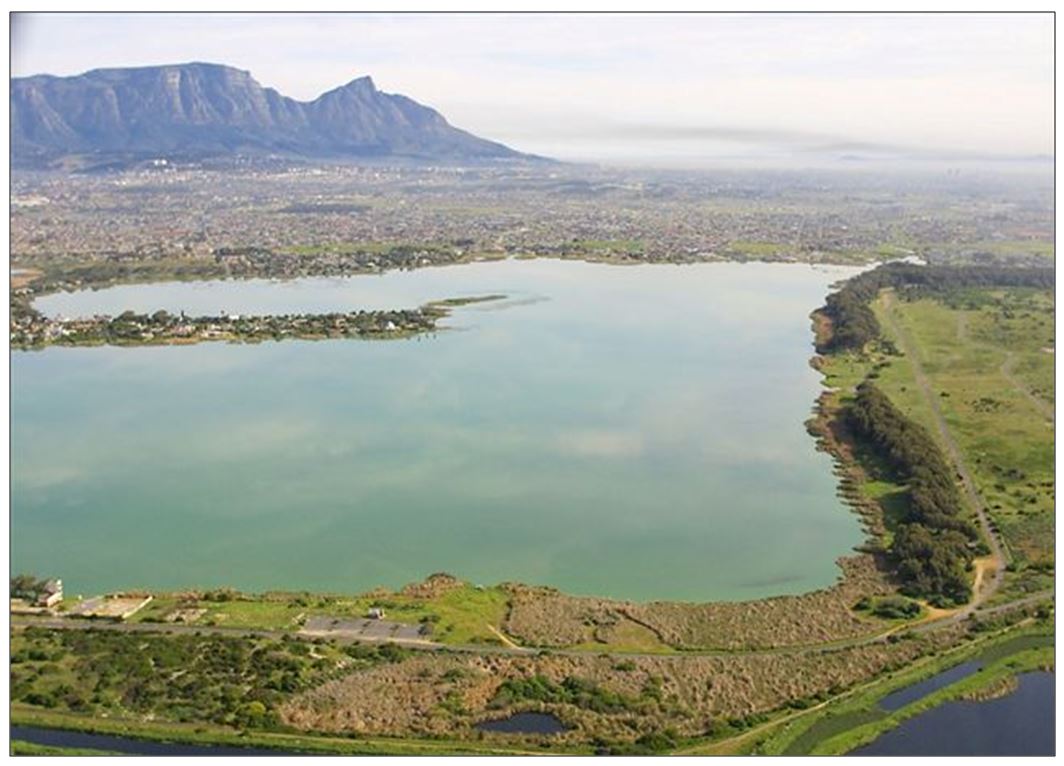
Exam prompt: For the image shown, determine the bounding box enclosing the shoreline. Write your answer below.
[10,262,1032,645]
[11,265,899,636]
[9,266,1054,756]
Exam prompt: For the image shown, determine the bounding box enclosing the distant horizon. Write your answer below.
[11,13,1054,168]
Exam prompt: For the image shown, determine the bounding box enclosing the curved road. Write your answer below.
[13,589,1051,661]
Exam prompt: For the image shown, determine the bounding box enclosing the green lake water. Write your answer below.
[14,259,863,601]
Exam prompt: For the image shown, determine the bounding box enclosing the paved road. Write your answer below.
[13,588,1052,662]
[880,290,1009,609]
[12,616,450,650]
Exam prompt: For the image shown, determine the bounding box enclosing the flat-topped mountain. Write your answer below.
[11,62,532,166]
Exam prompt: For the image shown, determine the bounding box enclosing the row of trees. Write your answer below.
[847,383,977,605]
[817,263,1054,353]
[817,277,881,352]
[820,263,1056,603]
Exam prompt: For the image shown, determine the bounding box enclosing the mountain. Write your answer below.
[11,62,533,166]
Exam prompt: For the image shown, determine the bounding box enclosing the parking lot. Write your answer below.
[300,615,430,643]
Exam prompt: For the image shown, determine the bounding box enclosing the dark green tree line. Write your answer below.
[847,383,977,605]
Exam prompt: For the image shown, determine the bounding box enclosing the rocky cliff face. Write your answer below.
[12,62,527,164]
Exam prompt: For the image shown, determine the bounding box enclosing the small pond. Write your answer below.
[475,712,569,735]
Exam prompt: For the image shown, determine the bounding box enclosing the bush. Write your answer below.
[871,596,922,620]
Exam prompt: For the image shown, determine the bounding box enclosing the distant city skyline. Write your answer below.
[11,12,1053,166]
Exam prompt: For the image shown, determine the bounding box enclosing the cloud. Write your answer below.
[10,12,1053,162]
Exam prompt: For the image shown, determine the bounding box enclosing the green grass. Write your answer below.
[129,596,181,623]
[342,584,512,645]
[779,708,885,755]
[132,584,512,646]
[859,480,909,540]
[200,599,311,629]
[874,244,918,258]
[11,739,123,756]
[986,569,1056,607]
[871,289,1054,568]
[817,350,875,391]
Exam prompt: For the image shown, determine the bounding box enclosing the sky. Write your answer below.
[10,13,1054,166]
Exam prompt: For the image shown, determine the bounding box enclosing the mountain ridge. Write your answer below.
[11,62,535,166]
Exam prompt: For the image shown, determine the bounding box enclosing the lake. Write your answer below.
[13,259,863,601]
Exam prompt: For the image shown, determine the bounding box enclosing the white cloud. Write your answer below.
[11,12,1053,161]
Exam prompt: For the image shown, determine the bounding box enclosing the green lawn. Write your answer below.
[132,583,511,645]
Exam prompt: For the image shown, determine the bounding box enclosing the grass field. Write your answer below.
[10,740,122,756]
[130,581,511,646]
[870,288,1054,569]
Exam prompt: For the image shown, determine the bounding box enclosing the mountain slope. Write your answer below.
[11,62,528,164]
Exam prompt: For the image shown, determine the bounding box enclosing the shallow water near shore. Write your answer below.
[14,259,863,601]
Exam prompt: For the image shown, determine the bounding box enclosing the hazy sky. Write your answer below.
[11,13,1054,164]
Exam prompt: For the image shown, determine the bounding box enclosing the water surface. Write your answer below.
[877,660,983,712]
[855,672,1055,756]
[10,726,292,756]
[476,712,568,735]
[14,259,862,601]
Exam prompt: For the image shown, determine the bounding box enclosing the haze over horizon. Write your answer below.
[11,12,1053,168]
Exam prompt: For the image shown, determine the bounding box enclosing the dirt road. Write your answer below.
[879,290,1008,609]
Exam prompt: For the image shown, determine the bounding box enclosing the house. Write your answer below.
[36,579,62,608]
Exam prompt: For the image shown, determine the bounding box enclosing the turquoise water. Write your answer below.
[15,259,862,601]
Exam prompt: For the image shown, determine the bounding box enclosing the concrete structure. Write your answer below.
[36,579,62,608]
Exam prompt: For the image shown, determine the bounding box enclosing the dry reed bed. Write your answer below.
[502,555,894,651]
[280,627,959,743]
